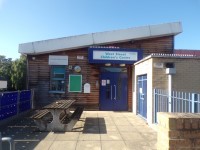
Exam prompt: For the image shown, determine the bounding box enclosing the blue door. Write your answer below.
[137,75,147,118]
[100,67,128,111]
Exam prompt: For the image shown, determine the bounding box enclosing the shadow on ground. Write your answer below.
[82,117,107,134]
[0,112,50,150]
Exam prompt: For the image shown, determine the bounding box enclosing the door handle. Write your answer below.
[114,85,116,100]
[140,93,144,100]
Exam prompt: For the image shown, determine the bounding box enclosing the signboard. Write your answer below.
[154,62,164,68]
[69,75,82,92]
[77,56,84,60]
[93,51,137,61]
[88,47,142,64]
[84,83,91,93]
[101,80,106,86]
[49,55,68,65]
[0,81,7,89]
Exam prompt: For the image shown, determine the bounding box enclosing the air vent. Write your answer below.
[165,62,174,68]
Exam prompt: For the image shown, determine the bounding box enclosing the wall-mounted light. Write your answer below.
[105,63,111,66]
[32,57,35,60]
[119,64,125,67]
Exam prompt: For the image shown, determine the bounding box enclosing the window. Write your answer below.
[50,66,66,93]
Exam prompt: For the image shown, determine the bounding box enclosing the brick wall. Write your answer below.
[157,112,200,150]
[152,57,200,93]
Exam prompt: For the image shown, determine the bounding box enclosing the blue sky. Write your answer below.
[0,0,200,60]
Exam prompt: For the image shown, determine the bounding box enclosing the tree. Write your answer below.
[10,55,27,90]
[0,55,13,90]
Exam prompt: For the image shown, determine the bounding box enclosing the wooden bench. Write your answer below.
[31,109,52,131]
[30,105,84,132]
[70,106,84,119]
[60,106,84,131]
[60,112,70,123]
[62,106,84,124]
[31,109,50,119]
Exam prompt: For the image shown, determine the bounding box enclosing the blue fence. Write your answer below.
[0,90,32,121]
[154,89,200,123]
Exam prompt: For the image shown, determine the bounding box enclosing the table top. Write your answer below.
[43,100,76,109]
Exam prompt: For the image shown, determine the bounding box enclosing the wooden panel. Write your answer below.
[28,49,100,109]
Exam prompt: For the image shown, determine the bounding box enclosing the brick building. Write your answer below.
[18,22,182,117]
[134,53,200,124]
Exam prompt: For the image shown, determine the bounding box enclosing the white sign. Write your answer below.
[49,55,68,65]
[0,81,7,89]
[102,80,106,86]
[154,63,164,68]
[106,80,110,84]
[93,50,138,61]
[84,83,91,93]
[139,88,143,94]
[77,56,84,60]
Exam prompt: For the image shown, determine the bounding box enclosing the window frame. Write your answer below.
[49,65,66,94]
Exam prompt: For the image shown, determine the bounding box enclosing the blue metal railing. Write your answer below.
[0,90,32,121]
[154,89,200,123]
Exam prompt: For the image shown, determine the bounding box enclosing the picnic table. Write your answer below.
[31,99,84,132]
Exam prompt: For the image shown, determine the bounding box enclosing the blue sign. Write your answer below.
[88,47,143,64]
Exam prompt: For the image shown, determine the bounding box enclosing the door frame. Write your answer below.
[137,74,147,119]
[99,67,128,111]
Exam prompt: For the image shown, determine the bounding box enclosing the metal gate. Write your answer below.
[137,75,147,119]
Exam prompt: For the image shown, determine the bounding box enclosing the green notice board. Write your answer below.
[69,75,82,92]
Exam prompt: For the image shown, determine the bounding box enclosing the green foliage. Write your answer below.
[0,55,27,90]
[0,55,12,90]
[10,55,27,90]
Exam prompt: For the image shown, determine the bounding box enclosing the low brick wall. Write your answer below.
[157,112,200,150]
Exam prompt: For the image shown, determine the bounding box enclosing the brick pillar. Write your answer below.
[157,112,200,150]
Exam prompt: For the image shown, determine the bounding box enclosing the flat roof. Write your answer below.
[135,53,200,65]
[19,22,182,55]
[175,49,200,56]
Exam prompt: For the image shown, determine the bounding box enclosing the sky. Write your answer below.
[0,0,200,60]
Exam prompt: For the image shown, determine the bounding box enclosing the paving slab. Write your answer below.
[79,133,101,141]
[76,141,101,150]
[49,141,77,150]
[0,111,157,150]
[100,132,123,141]
[101,141,127,150]
[55,132,80,141]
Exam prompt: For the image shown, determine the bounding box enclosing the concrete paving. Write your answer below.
[0,111,157,150]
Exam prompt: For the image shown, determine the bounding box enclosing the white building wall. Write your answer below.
[133,58,153,124]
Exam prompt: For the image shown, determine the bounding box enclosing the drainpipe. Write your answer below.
[166,68,176,112]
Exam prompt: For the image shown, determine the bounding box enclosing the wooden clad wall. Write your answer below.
[28,35,174,110]
[60,49,100,109]
[28,48,100,109]
[107,35,174,55]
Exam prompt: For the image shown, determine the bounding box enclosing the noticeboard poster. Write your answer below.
[69,75,82,92]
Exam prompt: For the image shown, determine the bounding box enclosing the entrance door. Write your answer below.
[100,67,128,111]
[137,75,147,118]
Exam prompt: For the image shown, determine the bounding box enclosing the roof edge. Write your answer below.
[19,22,182,55]
[135,53,200,65]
